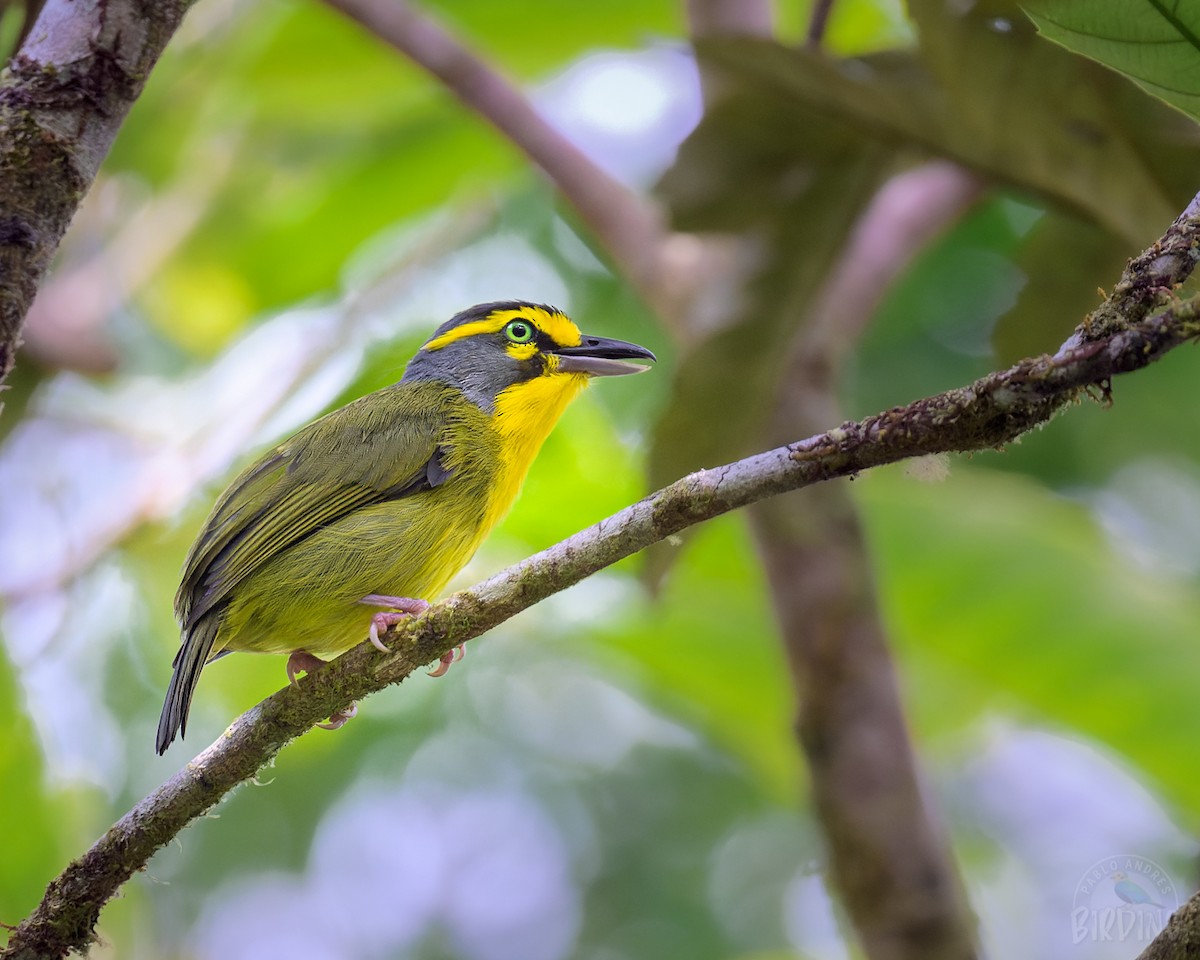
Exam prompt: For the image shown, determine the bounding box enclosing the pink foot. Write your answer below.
[317,702,358,730]
[427,644,466,678]
[286,649,328,687]
[359,595,431,652]
[287,650,358,731]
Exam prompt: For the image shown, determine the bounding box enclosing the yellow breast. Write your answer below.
[475,366,590,541]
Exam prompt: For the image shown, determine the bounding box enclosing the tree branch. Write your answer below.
[320,0,672,316]
[5,198,1200,960]
[751,162,986,960]
[1137,896,1200,960]
[0,0,195,389]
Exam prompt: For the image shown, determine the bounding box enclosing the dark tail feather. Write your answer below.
[156,617,221,755]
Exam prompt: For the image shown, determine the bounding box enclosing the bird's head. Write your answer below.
[402,301,655,412]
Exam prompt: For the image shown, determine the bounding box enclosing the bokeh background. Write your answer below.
[3,1,1200,958]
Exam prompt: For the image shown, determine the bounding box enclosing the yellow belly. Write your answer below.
[219,476,488,657]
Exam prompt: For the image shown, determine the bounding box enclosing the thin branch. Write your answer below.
[5,199,1200,960]
[806,0,837,49]
[320,0,672,317]
[684,0,774,129]
[0,0,196,389]
[23,139,235,373]
[752,163,987,960]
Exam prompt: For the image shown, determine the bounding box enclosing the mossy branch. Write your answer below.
[4,196,1200,960]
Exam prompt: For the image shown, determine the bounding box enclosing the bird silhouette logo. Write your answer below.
[1111,871,1165,909]
[1072,855,1178,945]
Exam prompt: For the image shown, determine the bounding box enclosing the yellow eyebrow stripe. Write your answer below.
[423,317,505,351]
[421,306,582,352]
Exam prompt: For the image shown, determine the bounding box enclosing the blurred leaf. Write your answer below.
[650,2,1200,580]
[845,197,1026,417]
[0,3,25,60]
[143,262,256,356]
[849,196,1200,490]
[648,85,890,583]
[602,517,800,801]
[858,464,1200,815]
[699,3,1200,247]
[913,0,1200,356]
[428,0,681,61]
[1023,0,1200,124]
[813,0,916,54]
[991,211,1129,362]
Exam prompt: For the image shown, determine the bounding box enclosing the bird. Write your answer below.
[1111,871,1164,908]
[156,301,656,754]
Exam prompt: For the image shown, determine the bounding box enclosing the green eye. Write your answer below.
[505,320,534,343]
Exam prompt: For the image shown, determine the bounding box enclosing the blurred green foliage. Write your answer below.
[0,645,62,925]
[4,0,1200,958]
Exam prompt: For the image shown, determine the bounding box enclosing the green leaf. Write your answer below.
[1023,0,1200,124]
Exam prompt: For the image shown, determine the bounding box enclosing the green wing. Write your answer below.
[176,381,449,631]
[158,380,458,754]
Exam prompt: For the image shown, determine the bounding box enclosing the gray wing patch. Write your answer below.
[426,447,452,488]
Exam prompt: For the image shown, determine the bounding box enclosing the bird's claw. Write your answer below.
[287,651,357,730]
[427,644,466,678]
[368,617,391,653]
[317,702,358,730]
[361,596,431,653]
[286,649,328,687]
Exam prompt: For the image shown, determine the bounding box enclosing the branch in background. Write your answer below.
[752,503,979,960]
[684,0,774,115]
[0,0,196,389]
[797,162,988,385]
[685,0,774,38]
[752,162,986,960]
[5,199,1200,960]
[22,140,236,373]
[320,0,675,319]
[686,1,988,951]
[806,0,837,49]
